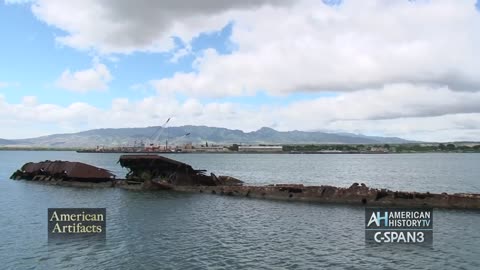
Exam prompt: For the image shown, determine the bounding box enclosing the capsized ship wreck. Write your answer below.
[10,155,480,209]
[10,160,116,187]
[117,155,243,189]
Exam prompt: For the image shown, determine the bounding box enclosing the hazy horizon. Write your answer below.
[2,124,411,141]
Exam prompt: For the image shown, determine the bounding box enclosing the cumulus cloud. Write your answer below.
[276,84,480,124]
[55,62,112,92]
[21,96,37,106]
[153,0,480,97]
[324,114,480,143]
[11,0,480,141]
[31,0,480,95]
[1,84,480,141]
[31,0,292,54]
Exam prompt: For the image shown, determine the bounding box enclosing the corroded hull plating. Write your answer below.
[172,184,480,209]
[118,154,243,186]
[10,157,480,209]
[10,160,115,183]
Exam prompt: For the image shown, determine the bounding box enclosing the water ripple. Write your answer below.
[1,151,479,269]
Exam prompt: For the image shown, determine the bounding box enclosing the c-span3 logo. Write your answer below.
[365,208,433,244]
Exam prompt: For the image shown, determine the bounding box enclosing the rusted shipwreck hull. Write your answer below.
[9,156,480,209]
[118,155,243,189]
[10,160,116,187]
[173,183,480,209]
[116,155,480,209]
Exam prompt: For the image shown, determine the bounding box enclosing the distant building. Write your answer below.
[197,146,227,152]
[182,144,227,152]
[369,146,389,153]
[238,145,283,152]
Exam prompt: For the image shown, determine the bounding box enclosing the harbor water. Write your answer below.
[0,151,479,269]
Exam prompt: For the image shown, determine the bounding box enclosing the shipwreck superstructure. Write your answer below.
[118,155,243,189]
[9,155,480,209]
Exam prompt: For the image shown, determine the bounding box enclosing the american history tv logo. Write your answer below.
[365,208,433,244]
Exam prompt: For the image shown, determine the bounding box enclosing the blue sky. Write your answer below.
[0,3,328,108]
[1,0,480,141]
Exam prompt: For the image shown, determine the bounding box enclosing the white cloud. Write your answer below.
[55,62,112,92]
[29,0,480,95]
[31,0,291,54]
[275,84,480,124]
[9,0,480,141]
[0,82,8,88]
[1,84,480,141]
[323,114,480,143]
[153,0,480,97]
[31,0,480,95]
[21,96,37,106]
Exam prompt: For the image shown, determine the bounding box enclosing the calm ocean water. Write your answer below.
[0,151,479,269]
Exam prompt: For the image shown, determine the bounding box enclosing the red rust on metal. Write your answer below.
[118,154,242,186]
[119,155,193,170]
[8,156,480,209]
[13,160,115,182]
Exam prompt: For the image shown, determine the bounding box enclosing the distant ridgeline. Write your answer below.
[0,125,479,152]
[1,143,480,153]
[0,125,414,148]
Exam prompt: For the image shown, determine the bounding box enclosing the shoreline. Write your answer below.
[1,148,479,154]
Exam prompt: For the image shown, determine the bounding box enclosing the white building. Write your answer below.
[238,145,283,152]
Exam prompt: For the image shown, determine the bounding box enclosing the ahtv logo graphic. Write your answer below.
[365,208,433,244]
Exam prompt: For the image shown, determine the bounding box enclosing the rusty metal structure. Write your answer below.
[9,157,480,209]
[118,155,243,187]
[174,183,480,209]
[10,160,115,182]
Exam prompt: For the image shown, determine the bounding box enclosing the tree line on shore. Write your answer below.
[1,143,480,153]
[282,143,480,153]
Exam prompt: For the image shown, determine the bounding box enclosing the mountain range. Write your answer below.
[0,125,413,148]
